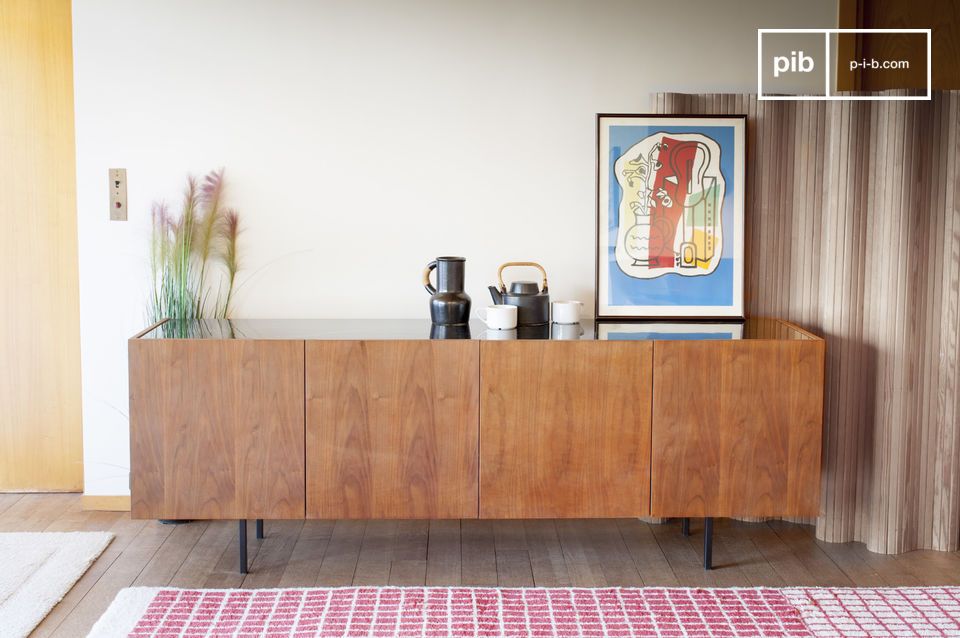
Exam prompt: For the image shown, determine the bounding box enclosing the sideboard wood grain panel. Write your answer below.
[651,338,824,518]
[480,341,652,518]
[305,341,479,519]
[129,340,306,519]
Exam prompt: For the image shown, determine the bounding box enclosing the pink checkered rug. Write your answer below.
[87,586,960,637]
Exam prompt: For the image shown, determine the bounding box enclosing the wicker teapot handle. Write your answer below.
[497,261,548,292]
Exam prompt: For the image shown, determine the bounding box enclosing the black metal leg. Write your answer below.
[239,520,248,574]
[703,517,714,570]
[256,519,264,540]
[681,517,690,537]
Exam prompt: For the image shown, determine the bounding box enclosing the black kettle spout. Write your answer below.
[488,286,503,304]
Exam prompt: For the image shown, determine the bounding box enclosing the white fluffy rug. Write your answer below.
[86,587,158,637]
[0,531,113,638]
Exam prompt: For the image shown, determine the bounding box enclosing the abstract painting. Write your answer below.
[596,115,745,318]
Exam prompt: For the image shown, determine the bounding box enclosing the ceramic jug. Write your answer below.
[423,256,471,325]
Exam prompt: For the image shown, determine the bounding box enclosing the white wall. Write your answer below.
[73,0,837,496]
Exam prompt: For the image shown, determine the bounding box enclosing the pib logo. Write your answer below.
[772,50,815,78]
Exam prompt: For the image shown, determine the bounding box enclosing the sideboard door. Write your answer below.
[130,340,306,520]
[480,341,652,518]
[650,340,824,518]
[305,341,479,518]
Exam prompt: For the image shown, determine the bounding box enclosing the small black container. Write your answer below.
[423,256,471,325]
[429,323,472,340]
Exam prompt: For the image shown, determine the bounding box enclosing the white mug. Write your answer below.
[551,322,583,340]
[484,304,517,330]
[486,328,517,341]
[552,300,583,324]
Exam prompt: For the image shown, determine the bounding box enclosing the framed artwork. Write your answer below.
[596,321,744,341]
[596,114,746,319]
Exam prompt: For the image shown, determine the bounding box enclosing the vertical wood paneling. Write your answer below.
[837,0,960,90]
[655,90,960,554]
[0,0,82,491]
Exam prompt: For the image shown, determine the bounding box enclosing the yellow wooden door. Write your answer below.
[0,0,83,491]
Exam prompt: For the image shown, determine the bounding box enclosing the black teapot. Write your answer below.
[488,262,550,326]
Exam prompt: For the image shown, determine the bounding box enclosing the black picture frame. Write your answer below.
[595,113,747,320]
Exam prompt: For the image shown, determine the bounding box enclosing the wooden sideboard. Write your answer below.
[129,318,824,572]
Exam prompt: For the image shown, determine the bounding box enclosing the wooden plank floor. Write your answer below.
[1,494,956,637]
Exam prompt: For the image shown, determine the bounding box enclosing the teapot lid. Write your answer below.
[508,280,541,295]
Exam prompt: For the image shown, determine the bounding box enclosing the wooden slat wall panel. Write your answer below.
[654,91,960,553]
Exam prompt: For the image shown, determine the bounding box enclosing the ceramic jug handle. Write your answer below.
[422,261,438,295]
[498,261,548,292]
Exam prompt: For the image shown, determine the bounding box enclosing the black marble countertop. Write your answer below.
[136,318,815,341]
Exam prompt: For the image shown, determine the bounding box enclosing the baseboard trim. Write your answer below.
[81,495,131,511]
